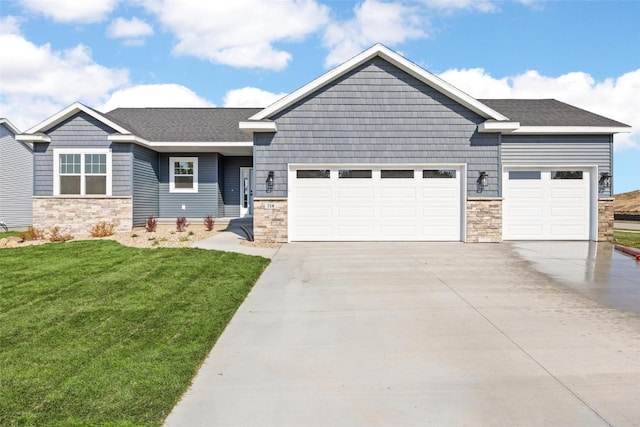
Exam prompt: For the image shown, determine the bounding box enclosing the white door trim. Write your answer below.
[240,167,254,217]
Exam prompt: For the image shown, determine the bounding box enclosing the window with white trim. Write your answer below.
[169,157,198,193]
[54,149,111,196]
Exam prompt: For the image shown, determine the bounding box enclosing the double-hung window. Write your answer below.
[54,149,111,196]
[169,157,198,193]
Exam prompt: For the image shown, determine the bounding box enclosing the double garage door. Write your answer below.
[503,168,592,240]
[289,166,463,241]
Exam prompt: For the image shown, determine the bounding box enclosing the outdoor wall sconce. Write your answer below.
[477,171,488,192]
[599,172,611,190]
[266,171,275,192]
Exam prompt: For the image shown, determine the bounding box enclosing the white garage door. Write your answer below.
[289,166,463,241]
[503,168,592,240]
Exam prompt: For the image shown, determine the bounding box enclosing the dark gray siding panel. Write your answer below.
[254,57,500,198]
[33,112,133,196]
[159,153,219,218]
[220,156,252,217]
[132,145,159,226]
[502,135,613,197]
[0,125,33,228]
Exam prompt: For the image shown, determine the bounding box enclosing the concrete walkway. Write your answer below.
[165,242,640,426]
[191,218,280,259]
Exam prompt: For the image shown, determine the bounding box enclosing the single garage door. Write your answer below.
[503,168,592,240]
[289,166,463,241]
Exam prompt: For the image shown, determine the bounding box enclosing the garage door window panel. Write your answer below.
[552,171,583,180]
[296,170,330,179]
[338,170,372,179]
[381,170,414,179]
[423,169,456,178]
[509,171,541,180]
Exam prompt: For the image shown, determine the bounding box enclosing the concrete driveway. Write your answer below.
[165,242,640,427]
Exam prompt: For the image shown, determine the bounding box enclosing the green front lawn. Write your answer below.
[0,231,22,238]
[613,230,640,248]
[0,240,269,426]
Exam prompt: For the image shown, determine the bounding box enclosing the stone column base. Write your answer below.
[33,197,133,235]
[466,198,502,243]
[598,198,614,241]
[253,198,288,243]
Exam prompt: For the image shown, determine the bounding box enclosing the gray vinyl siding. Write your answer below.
[159,153,219,218]
[254,57,499,198]
[0,124,33,228]
[220,156,252,217]
[33,113,132,196]
[501,135,613,197]
[132,145,159,225]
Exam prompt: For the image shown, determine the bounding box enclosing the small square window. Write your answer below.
[170,157,199,192]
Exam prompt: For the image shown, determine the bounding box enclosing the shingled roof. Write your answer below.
[105,108,261,142]
[478,99,628,128]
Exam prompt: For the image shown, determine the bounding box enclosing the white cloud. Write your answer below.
[419,0,498,12]
[223,87,287,108]
[323,0,426,67]
[19,0,118,23]
[0,17,129,129]
[439,68,640,151]
[0,15,21,35]
[416,0,539,12]
[140,0,329,70]
[107,17,154,44]
[100,84,215,112]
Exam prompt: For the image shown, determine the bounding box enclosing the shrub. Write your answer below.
[20,226,45,241]
[146,215,158,232]
[203,215,215,231]
[176,217,188,232]
[90,221,115,238]
[48,227,73,243]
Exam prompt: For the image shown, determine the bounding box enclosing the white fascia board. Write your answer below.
[108,134,253,149]
[249,44,509,122]
[478,121,520,133]
[16,133,51,143]
[239,121,277,134]
[23,102,131,135]
[510,126,632,135]
[0,118,21,134]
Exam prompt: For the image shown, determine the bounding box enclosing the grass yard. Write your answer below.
[613,229,640,248]
[0,240,270,426]
[0,231,22,238]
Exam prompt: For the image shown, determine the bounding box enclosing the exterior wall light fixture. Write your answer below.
[266,171,275,192]
[599,172,611,190]
[477,171,488,192]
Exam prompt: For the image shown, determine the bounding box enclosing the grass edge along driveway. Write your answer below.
[0,240,269,426]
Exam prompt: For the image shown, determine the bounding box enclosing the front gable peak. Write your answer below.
[16,102,133,143]
[247,44,510,123]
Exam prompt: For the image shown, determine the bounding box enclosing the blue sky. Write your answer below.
[1,0,639,193]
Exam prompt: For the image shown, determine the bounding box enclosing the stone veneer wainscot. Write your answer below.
[466,198,502,243]
[253,198,288,243]
[598,198,614,241]
[33,197,133,235]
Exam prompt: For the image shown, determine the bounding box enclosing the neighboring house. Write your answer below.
[0,118,32,230]
[17,44,630,241]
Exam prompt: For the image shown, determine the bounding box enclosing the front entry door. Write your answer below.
[240,167,254,217]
